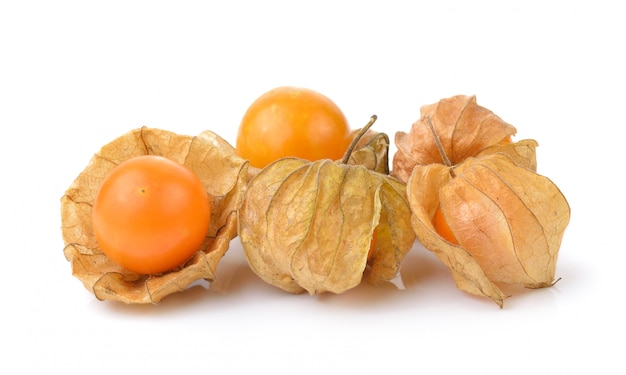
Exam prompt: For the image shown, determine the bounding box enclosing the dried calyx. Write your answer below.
[61,127,249,304]
[238,116,416,295]
[402,96,570,307]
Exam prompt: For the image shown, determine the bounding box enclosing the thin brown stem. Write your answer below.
[426,116,452,167]
[341,115,377,165]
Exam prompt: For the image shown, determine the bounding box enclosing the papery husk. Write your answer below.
[393,95,517,183]
[344,128,390,174]
[407,150,570,307]
[238,158,415,295]
[60,127,249,304]
[476,139,538,172]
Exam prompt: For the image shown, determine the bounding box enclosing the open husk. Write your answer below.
[60,127,249,304]
[238,158,415,295]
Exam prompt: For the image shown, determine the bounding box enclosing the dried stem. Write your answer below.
[426,116,452,167]
[341,115,378,165]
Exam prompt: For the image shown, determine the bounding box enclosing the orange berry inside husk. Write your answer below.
[433,205,459,245]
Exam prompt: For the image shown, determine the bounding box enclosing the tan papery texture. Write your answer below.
[476,139,538,171]
[393,95,517,182]
[238,158,415,295]
[60,127,249,304]
[345,129,390,174]
[407,152,570,307]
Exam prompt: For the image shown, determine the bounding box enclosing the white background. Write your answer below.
[1,1,624,374]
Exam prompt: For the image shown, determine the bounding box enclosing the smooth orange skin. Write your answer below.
[433,205,459,245]
[92,155,211,274]
[235,86,352,169]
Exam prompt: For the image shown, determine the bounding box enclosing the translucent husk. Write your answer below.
[407,143,570,308]
[392,94,518,183]
[60,127,249,304]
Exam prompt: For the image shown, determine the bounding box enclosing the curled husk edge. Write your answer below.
[60,127,249,304]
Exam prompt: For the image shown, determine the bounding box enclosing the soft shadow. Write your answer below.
[399,242,454,290]
[314,278,406,309]
[398,242,573,309]
[94,282,222,316]
[311,243,457,310]
[95,242,255,315]
[395,243,504,309]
